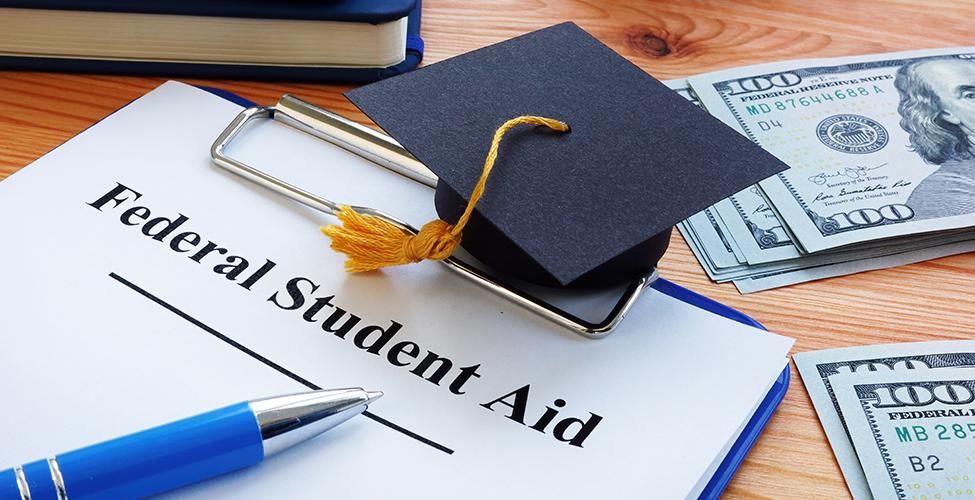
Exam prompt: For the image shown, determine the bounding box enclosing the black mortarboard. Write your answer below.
[344,22,787,288]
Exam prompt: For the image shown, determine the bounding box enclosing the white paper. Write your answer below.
[0,82,794,499]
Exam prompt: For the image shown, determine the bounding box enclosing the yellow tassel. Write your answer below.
[321,115,570,272]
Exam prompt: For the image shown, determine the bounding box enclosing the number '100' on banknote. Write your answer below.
[689,47,975,253]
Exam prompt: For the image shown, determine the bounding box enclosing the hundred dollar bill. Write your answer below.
[833,368,975,500]
[795,342,975,499]
[689,47,975,253]
[671,78,975,292]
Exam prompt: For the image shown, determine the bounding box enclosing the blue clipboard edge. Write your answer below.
[198,86,790,500]
[652,279,790,499]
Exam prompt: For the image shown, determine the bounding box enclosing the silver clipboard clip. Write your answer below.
[210,95,658,339]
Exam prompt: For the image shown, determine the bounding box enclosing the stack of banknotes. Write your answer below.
[795,342,975,500]
[672,46,975,293]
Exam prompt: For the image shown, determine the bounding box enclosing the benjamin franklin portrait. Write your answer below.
[895,57,975,219]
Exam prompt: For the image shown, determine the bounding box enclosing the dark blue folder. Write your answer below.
[0,0,424,82]
[200,86,790,499]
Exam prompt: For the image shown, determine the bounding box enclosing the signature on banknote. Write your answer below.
[807,164,887,185]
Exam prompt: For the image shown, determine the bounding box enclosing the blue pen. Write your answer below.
[0,388,382,500]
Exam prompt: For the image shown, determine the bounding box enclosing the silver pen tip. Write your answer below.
[252,388,382,456]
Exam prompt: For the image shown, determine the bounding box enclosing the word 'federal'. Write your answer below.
[87,182,604,448]
[88,183,276,289]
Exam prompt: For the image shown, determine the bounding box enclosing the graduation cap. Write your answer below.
[324,22,787,288]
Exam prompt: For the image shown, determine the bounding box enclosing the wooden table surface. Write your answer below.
[2,1,974,497]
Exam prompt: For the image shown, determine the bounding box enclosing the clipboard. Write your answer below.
[199,86,790,499]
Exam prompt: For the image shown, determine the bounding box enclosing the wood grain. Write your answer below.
[2,1,975,497]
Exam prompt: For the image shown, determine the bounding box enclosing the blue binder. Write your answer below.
[0,0,424,83]
[201,86,791,500]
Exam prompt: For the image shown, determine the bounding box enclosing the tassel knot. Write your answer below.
[403,219,461,262]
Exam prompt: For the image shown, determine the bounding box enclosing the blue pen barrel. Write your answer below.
[0,402,264,500]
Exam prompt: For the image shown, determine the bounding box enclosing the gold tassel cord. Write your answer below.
[321,115,570,272]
